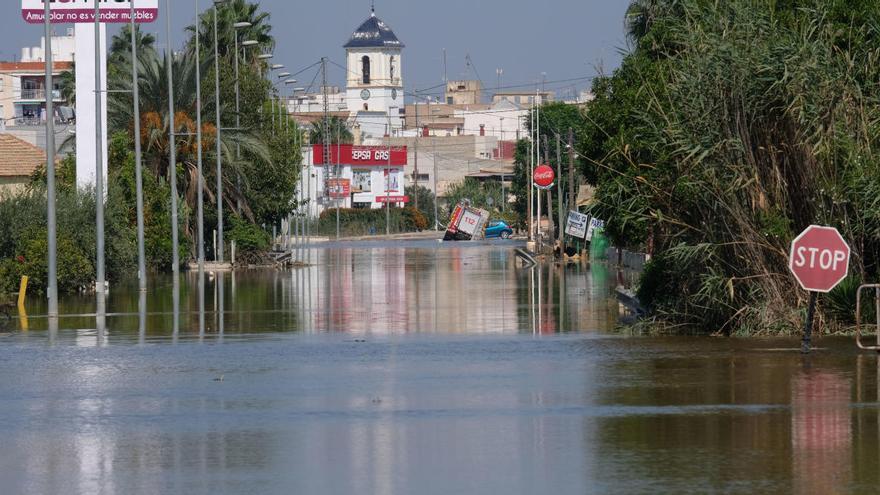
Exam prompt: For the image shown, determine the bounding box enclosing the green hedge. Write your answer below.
[315,206,427,237]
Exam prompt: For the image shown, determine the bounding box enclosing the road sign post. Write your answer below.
[788,225,851,353]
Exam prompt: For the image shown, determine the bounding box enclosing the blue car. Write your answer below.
[485,221,514,239]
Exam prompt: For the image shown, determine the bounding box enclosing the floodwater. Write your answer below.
[1,241,879,494]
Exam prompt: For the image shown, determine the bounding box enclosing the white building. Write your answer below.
[20,29,77,63]
[344,8,405,139]
[287,8,407,141]
[457,99,527,142]
[301,144,409,218]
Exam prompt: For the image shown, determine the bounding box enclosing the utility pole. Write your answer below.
[321,57,331,220]
[544,137,553,251]
[432,136,440,230]
[413,90,419,211]
[386,119,392,236]
[213,4,224,262]
[95,0,106,294]
[336,119,341,240]
[166,0,179,276]
[195,0,205,276]
[528,106,533,242]
[131,1,146,291]
[568,129,575,209]
[556,134,564,255]
[44,0,58,316]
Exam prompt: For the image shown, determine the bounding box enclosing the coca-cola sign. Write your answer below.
[533,164,555,189]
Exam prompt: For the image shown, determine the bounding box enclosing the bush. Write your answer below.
[315,207,420,237]
[227,216,270,253]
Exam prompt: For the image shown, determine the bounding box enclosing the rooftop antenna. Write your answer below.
[371,0,375,16]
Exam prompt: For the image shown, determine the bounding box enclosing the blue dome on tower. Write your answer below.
[344,11,404,49]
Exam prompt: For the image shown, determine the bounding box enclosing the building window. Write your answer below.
[361,56,371,85]
[446,97,453,104]
[413,173,430,182]
[0,77,4,92]
[389,56,395,82]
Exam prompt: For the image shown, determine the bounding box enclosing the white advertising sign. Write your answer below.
[586,217,605,241]
[565,211,589,239]
[22,0,159,24]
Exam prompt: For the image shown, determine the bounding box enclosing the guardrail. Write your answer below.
[856,284,880,352]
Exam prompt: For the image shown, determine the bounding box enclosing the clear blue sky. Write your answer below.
[6,0,630,99]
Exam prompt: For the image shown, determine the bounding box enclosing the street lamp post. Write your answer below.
[195,0,205,277]
[131,0,146,292]
[166,0,179,276]
[233,22,253,213]
[213,0,226,262]
[44,0,58,316]
[95,0,106,294]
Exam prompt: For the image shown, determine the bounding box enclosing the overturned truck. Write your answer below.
[443,202,491,241]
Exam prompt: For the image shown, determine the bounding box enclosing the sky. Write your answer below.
[6,0,631,101]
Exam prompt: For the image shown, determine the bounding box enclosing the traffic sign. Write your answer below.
[789,225,850,293]
[533,164,555,189]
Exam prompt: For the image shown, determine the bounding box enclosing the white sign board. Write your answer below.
[22,0,159,24]
[586,217,605,241]
[565,211,589,239]
[458,210,483,237]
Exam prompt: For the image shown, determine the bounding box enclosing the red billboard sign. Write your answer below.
[313,144,407,166]
[327,179,351,199]
[533,164,555,189]
[22,0,159,24]
[789,225,850,293]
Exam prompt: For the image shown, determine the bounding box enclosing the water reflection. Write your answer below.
[791,370,852,494]
[11,244,619,339]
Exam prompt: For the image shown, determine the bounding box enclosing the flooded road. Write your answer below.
[1,242,878,494]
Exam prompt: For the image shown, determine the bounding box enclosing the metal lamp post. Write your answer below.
[165,0,180,276]
[95,0,106,294]
[130,1,146,292]
[194,0,205,276]
[233,21,253,214]
[212,0,228,262]
[44,0,58,315]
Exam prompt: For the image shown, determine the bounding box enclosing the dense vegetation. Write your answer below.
[568,0,880,334]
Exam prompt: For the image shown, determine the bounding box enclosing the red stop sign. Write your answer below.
[789,225,850,293]
[533,164,555,188]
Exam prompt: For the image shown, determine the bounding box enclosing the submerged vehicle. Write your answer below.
[485,221,513,239]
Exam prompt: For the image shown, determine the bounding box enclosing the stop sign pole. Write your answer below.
[789,225,851,353]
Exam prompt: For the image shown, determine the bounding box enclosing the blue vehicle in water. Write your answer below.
[485,221,514,239]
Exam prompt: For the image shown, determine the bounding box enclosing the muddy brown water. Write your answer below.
[1,241,877,494]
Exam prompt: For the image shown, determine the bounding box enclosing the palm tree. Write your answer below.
[309,116,354,145]
[108,25,156,66]
[188,0,274,64]
[106,47,271,231]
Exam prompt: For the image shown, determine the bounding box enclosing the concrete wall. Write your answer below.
[0,177,28,198]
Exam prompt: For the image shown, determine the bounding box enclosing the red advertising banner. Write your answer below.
[376,196,410,204]
[327,179,351,199]
[22,0,159,24]
[313,144,407,166]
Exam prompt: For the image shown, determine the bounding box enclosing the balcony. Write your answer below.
[17,89,62,101]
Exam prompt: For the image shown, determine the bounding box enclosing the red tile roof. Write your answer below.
[0,134,46,178]
[0,62,73,72]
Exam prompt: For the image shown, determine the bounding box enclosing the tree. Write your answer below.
[188,0,274,63]
[309,116,354,145]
